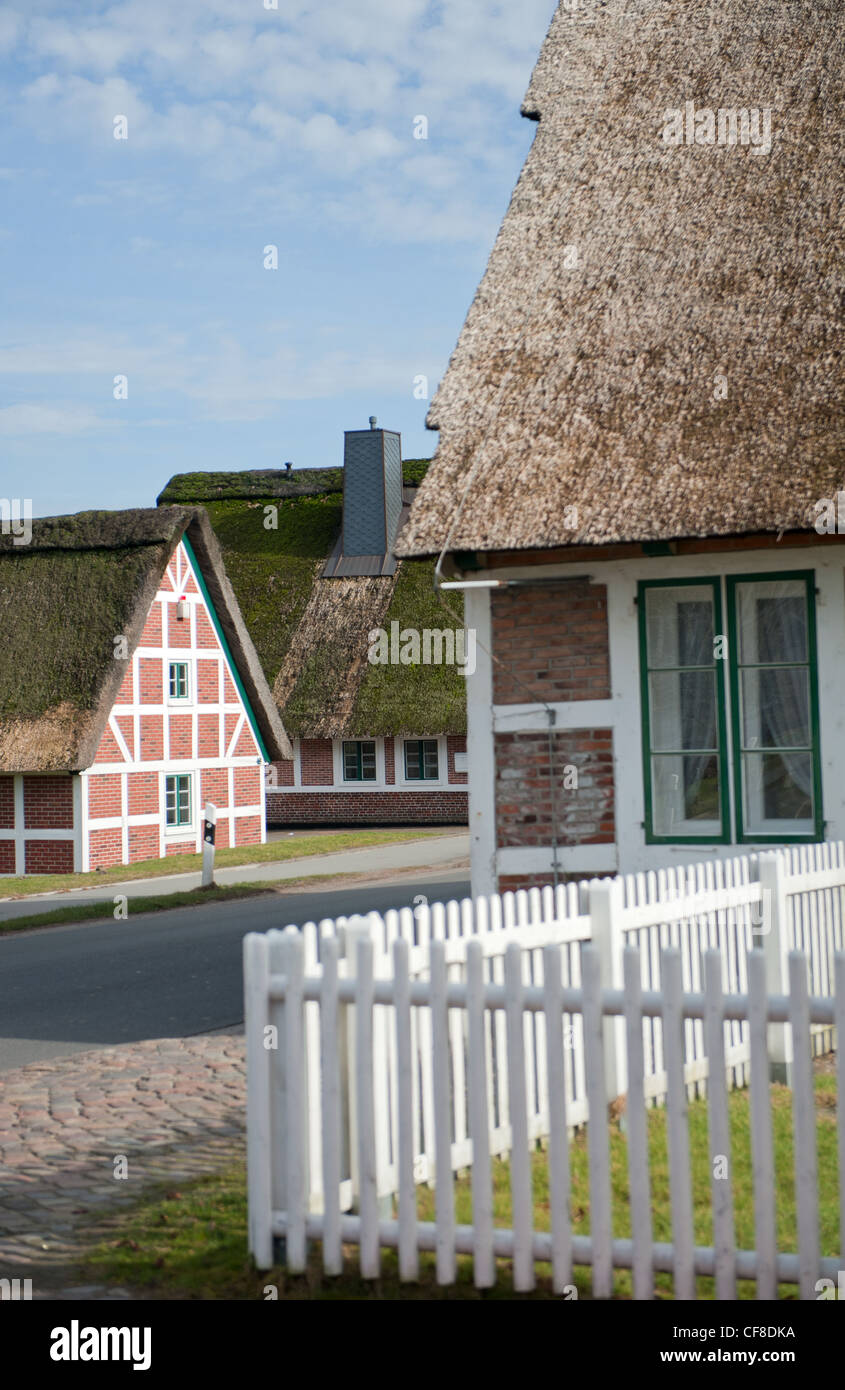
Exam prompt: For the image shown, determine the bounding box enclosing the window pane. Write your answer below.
[735,583,807,665]
[405,742,421,779]
[361,742,376,780]
[651,754,722,836]
[740,667,810,749]
[741,751,814,833]
[422,741,439,779]
[645,587,715,668]
[643,584,722,837]
[342,742,359,780]
[649,670,718,752]
[733,578,818,837]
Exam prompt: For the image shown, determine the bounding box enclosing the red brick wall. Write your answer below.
[0,776,14,829]
[447,736,468,785]
[201,767,229,806]
[491,581,610,704]
[198,713,219,758]
[233,813,262,845]
[167,601,191,648]
[129,826,159,863]
[384,739,395,784]
[495,729,614,847]
[93,725,125,764]
[139,715,164,760]
[139,657,162,704]
[127,772,158,816]
[139,603,161,646]
[266,791,468,825]
[112,662,134,704]
[300,739,334,786]
[89,827,123,869]
[25,840,74,873]
[196,608,217,649]
[88,774,121,820]
[169,714,193,759]
[0,840,15,873]
[234,768,261,807]
[23,776,74,829]
[197,660,218,703]
[269,758,295,787]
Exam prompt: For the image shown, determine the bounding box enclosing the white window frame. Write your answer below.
[167,658,192,704]
[398,736,448,788]
[163,771,194,834]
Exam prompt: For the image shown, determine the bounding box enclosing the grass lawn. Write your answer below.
[0,828,457,900]
[82,1072,839,1300]
[0,883,275,933]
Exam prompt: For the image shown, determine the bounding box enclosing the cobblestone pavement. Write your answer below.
[0,1033,246,1300]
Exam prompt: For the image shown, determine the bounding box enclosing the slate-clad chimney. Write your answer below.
[342,421,403,558]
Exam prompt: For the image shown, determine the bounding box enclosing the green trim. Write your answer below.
[638,577,731,845]
[165,772,192,828]
[725,570,823,844]
[403,738,440,782]
[341,739,377,781]
[181,533,271,763]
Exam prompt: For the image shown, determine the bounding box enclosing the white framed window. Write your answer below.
[342,739,377,781]
[165,773,192,829]
[168,660,191,702]
[403,738,441,782]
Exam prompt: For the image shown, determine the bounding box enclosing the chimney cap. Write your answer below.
[368,415,378,429]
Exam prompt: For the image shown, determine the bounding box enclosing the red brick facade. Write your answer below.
[0,539,267,877]
[491,581,610,704]
[266,735,468,826]
[495,728,614,847]
[266,790,468,824]
[490,582,615,891]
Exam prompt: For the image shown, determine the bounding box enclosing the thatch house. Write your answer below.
[397,0,844,893]
[157,425,468,825]
[0,508,289,874]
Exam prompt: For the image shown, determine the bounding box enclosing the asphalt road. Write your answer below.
[0,869,470,1072]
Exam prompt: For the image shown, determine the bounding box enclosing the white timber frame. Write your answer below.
[81,539,266,872]
[463,544,845,892]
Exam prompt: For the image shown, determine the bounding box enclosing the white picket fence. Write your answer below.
[244,842,845,1296]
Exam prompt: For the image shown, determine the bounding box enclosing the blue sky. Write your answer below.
[0,0,557,517]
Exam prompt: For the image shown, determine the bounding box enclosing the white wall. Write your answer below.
[463,544,845,888]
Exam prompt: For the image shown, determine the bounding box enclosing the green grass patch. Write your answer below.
[0,827,459,899]
[82,1074,839,1300]
[0,883,274,933]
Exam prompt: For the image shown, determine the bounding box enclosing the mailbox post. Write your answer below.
[202,802,217,887]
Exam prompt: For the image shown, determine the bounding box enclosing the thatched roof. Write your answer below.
[157,467,467,740]
[398,0,844,559]
[0,508,291,772]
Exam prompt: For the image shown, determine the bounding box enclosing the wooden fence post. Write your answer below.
[756,852,794,1085]
[244,932,274,1269]
[267,928,290,1266]
[342,916,372,1210]
[587,877,627,1104]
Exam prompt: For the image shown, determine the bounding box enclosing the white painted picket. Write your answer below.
[244,841,845,1294]
[247,931,844,1297]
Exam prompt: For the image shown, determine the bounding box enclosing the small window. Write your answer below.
[404,739,439,781]
[169,661,189,700]
[342,740,377,781]
[165,774,192,827]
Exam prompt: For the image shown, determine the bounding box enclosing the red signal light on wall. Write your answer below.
[176,595,189,621]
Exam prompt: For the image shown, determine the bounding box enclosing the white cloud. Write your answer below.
[0,404,114,435]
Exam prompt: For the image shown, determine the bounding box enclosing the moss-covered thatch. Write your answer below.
[157,465,467,738]
[0,508,290,771]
